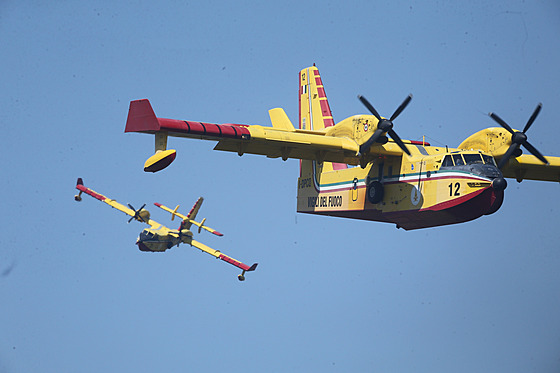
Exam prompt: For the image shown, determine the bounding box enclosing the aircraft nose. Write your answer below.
[491,177,507,191]
[137,241,152,252]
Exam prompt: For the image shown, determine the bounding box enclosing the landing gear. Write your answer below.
[238,274,245,281]
[367,181,384,204]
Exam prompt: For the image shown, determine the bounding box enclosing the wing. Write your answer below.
[75,178,161,228]
[153,201,223,236]
[500,155,560,182]
[124,67,429,172]
[190,239,258,279]
[125,99,364,165]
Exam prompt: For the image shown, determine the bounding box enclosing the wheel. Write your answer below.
[367,181,384,204]
[238,275,245,281]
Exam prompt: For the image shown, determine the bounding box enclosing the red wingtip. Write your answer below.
[213,231,224,237]
[153,202,162,207]
[125,99,161,133]
[218,255,254,271]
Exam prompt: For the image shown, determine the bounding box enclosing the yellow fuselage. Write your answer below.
[297,145,504,230]
[136,225,191,252]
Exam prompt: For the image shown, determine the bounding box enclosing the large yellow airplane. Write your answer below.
[74,178,257,280]
[124,65,560,230]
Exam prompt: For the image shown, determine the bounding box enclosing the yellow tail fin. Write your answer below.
[299,65,347,176]
[299,65,335,131]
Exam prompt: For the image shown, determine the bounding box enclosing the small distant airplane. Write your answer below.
[123,65,560,230]
[74,178,257,281]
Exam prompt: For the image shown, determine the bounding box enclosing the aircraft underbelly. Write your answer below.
[301,187,500,229]
[137,239,173,252]
[298,176,503,230]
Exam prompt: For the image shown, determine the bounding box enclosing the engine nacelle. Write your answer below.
[180,229,193,244]
[458,127,513,156]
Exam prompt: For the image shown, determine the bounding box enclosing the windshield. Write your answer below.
[442,155,453,167]
[481,154,496,166]
[452,154,465,166]
[463,154,484,165]
[441,153,497,167]
[140,230,156,241]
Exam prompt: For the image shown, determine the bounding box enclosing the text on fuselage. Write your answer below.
[308,195,343,208]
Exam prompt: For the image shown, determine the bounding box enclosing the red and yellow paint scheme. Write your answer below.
[74,178,257,280]
[124,66,560,230]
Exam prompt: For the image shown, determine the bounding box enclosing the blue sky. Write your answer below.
[1,1,560,372]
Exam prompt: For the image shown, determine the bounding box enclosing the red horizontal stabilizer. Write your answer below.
[125,99,161,133]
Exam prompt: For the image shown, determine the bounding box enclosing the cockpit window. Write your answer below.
[442,155,454,167]
[140,230,155,240]
[481,154,496,166]
[452,154,465,166]
[463,154,484,165]
[441,153,497,168]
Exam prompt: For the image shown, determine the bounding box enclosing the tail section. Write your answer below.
[299,65,334,131]
[154,199,224,236]
[186,197,204,222]
[298,65,347,185]
[269,108,295,131]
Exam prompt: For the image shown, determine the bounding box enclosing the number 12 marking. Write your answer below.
[448,182,460,196]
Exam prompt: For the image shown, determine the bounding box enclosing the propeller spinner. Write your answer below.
[488,103,548,169]
[357,94,413,156]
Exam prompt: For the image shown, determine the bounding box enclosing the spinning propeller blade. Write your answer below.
[358,94,412,156]
[127,203,147,223]
[489,103,548,169]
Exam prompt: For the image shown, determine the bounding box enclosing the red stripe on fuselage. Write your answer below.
[304,187,500,230]
[317,174,490,194]
[317,184,490,213]
[382,174,490,187]
[425,187,487,211]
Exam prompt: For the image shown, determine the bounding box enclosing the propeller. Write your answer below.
[488,103,548,169]
[173,229,184,247]
[357,94,413,156]
[127,203,147,223]
[174,222,193,247]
